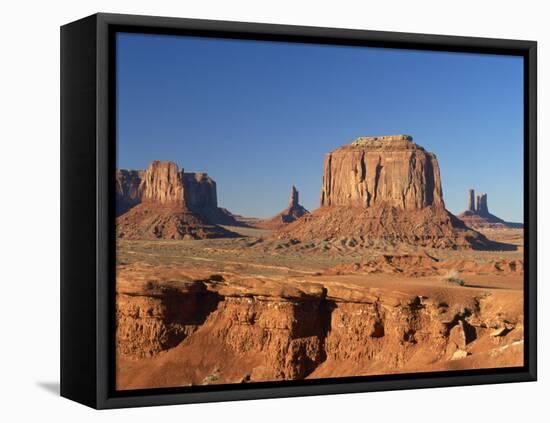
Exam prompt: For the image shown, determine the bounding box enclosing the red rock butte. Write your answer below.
[320,135,443,210]
[276,135,498,250]
[116,161,238,240]
[117,160,219,214]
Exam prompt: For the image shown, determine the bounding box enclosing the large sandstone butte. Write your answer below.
[457,189,524,229]
[276,135,497,250]
[116,161,238,240]
[258,186,310,229]
[320,135,444,209]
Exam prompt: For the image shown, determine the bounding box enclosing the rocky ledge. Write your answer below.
[116,263,524,389]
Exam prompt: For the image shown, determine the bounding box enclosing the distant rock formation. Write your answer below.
[116,160,238,224]
[117,161,223,213]
[289,186,299,209]
[116,169,145,215]
[467,189,475,212]
[320,134,443,210]
[275,135,500,250]
[141,161,186,205]
[258,186,310,229]
[457,189,523,229]
[116,161,238,240]
[478,193,489,216]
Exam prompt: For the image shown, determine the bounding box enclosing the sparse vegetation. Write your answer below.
[202,366,222,385]
[442,269,466,286]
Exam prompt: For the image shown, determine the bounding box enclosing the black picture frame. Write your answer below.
[60,12,537,409]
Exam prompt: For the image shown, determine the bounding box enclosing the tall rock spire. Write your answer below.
[468,189,475,212]
[478,193,489,215]
[289,185,299,209]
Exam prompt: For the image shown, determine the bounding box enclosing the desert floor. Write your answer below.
[116,228,524,390]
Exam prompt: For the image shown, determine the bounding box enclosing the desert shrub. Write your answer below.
[202,367,222,385]
[442,269,465,286]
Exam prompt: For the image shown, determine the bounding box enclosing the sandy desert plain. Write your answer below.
[115,135,524,390]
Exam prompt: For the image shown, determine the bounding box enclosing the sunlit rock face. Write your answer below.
[320,135,444,210]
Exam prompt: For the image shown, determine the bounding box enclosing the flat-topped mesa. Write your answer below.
[320,135,444,210]
[116,160,238,239]
[350,134,413,147]
[117,160,219,211]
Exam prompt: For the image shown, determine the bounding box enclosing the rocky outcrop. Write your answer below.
[141,161,186,205]
[182,172,217,210]
[478,193,489,216]
[274,135,498,250]
[272,203,494,250]
[117,161,222,215]
[117,276,222,358]
[320,135,443,210]
[468,189,475,212]
[116,169,144,215]
[457,189,523,229]
[258,186,310,229]
[116,161,238,239]
[116,264,524,389]
[289,186,299,209]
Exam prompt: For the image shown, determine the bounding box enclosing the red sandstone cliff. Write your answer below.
[116,264,523,388]
[140,161,186,205]
[320,135,443,209]
[117,161,222,214]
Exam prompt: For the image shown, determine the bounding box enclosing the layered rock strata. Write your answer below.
[320,135,443,209]
[117,161,229,217]
[116,264,523,388]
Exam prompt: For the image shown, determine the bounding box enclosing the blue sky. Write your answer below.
[116,33,524,222]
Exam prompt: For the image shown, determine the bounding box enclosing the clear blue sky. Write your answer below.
[116,32,524,222]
